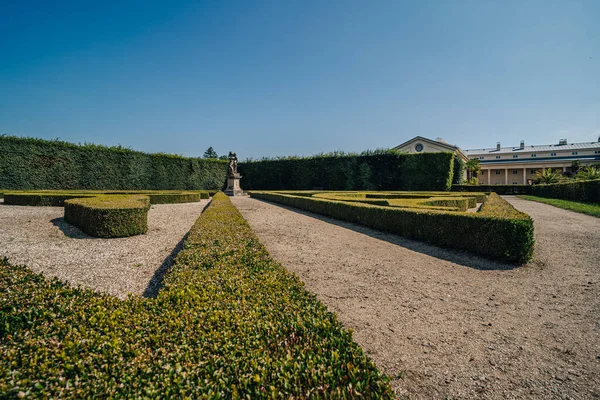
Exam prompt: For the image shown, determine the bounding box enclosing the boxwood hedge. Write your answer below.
[0,135,227,190]
[531,179,600,203]
[0,193,393,398]
[4,190,206,238]
[3,190,204,206]
[64,195,151,238]
[239,151,455,191]
[452,184,533,195]
[251,192,534,263]
[311,192,476,212]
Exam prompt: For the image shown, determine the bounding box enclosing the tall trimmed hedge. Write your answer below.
[239,152,455,191]
[531,179,600,203]
[0,136,227,190]
[452,184,532,195]
[452,157,465,185]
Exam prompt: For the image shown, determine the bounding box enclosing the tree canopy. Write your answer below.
[203,147,218,159]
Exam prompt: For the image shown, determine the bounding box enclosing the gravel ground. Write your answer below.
[232,195,600,400]
[0,199,209,298]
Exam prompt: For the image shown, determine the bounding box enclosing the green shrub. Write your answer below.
[239,151,455,191]
[452,184,532,195]
[311,192,477,211]
[453,157,465,184]
[107,192,202,204]
[3,190,203,206]
[0,135,227,190]
[0,193,393,398]
[64,195,150,238]
[531,179,600,203]
[3,192,96,206]
[366,191,487,204]
[251,192,533,263]
[423,197,470,211]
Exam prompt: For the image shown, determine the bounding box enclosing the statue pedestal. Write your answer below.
[224,173,244,196]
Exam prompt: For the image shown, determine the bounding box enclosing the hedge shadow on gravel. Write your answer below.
[143,200,212,298]
[142,233,189,298]
[50,217,93,239]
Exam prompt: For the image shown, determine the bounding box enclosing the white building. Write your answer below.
[395,136,600,185]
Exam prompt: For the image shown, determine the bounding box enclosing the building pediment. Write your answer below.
[393,136,469,161]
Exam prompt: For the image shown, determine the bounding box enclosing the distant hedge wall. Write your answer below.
[452,184,533,195]
[531,179,600,203]
[0,136,228,190]
[239,152,455,191]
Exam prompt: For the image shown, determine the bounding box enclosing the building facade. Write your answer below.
[464,139,600,185]
[395,136,600,185]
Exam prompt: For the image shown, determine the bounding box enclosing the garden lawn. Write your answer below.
[0,193,392,398]
[517,195,600,218]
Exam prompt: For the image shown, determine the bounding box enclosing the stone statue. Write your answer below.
[225,151,244,196]
[228,152,238,177]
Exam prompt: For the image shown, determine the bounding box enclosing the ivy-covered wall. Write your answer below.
[0,136,227,190]
[239,151,455,191]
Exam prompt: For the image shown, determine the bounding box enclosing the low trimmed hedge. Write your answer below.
[367,192,487,203]
[64,195,151,238]
[3,190,204,206]
[423,197,471,211]
[3,190,206,238]
[4,192,96,206]
[0,193,393,398]
[251,192,534,263]
[312,192,479,212]
[107,191,203,203]
[531,179,600,203]
[452,184,532,195]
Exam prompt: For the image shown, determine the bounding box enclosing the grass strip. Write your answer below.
[517,195,600,218]
[0,193,393,398]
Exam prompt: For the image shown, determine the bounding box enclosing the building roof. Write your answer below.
[464,141,600,156]
[393,136,470,161]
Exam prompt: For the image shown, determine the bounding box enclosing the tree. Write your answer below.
[203,147,218,159]
[535,168,560,184]
[575,166,600,181]
[465,159,482,184]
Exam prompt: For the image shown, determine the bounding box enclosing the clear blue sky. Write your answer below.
[1,0,598,159]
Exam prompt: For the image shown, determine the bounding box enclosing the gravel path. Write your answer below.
[0,199,209,298]
[232,196,600,399]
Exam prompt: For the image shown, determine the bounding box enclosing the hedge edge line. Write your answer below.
[251,192,534,263]
[64,195,151,238]
[0,193,394,398]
